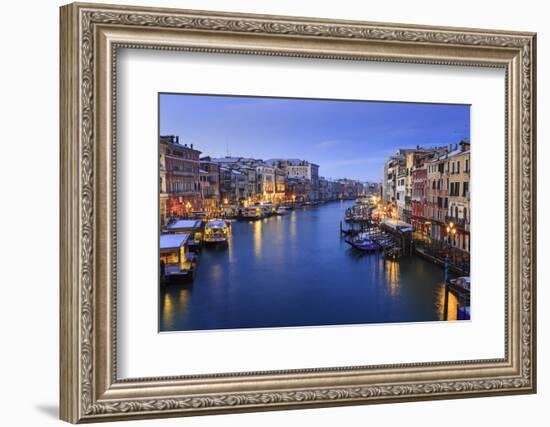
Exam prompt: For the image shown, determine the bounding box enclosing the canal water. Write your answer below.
[160,200,458,332]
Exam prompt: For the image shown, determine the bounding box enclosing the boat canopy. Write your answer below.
[205,220,227,229]
[167,219,202,230]
[160,233,190,250]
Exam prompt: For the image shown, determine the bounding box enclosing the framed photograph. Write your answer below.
[60,2,537,423]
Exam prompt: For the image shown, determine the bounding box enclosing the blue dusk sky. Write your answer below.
[159,93,470,182]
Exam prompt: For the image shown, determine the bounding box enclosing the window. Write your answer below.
[457,161,460,174]
[463,181,469,197]
[466,159,469,172]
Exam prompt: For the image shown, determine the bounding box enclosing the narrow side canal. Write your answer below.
[160,200,458,332]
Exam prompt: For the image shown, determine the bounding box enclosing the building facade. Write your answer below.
[159,135,202,225]
[446,141,471,254]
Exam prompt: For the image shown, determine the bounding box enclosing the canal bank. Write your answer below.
[160,200,458,332]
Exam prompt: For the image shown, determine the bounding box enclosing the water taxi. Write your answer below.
[242,205,265,220]
[159,233,197,283]
[203,220,231,245]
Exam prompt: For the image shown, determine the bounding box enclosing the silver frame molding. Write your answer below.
[60,2,537,423]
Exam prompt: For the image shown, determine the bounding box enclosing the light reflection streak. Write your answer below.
[385,260,400,296]
[253,220,262,258]
[438,285,459,321]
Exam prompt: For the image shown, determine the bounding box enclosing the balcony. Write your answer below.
[445,215,468,229]
[170,168,196,177]
[169,190,199,196]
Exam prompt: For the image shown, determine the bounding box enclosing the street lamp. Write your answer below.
[446,222,457,264]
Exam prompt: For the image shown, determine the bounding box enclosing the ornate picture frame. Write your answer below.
[60,2,536,423]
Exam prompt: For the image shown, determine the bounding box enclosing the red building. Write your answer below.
[411,166,427,233]
[160,135,202,220]
[426,153,449,242]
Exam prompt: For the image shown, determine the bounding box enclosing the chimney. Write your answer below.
[190,143,194,149]
[175,135,179,144]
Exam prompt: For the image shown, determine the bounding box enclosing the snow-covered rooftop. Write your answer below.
[167,220,202,230]
[160,233,190,249]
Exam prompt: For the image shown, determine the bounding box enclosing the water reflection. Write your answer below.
[253,220,262,258]
[160,201,461,332]
[437,286,459,321]
[162,286,190,330]
[384,260,400,297]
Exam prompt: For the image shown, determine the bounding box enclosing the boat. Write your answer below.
[384,246,402,260]
[275,206,287,216]
[345,234,380,252]
[242,205,265,220]
[159,233,197,283]
[261,203,276,216]
[449,276,471,291]
[203,220,231,245]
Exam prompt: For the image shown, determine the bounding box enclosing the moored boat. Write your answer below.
[345,234,380,252]
[275,206,287,216]
[384,247,402,260]
[203,219,231,245]
[449,276,471,291]
[242,205,265,220]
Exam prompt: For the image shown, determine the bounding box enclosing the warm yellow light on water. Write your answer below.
[253,220,262,258]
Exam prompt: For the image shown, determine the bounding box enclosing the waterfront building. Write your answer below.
[267,159,320,201]
[218,166,237,205]
[285,176,308,202]
[199,158,221,213]
[211,157,258,205]
[159,135,202,222]
[274,167,286,203]
[446,141,471,254]
[396,168,408,220]
[337,178,365,199]
[411,160,428,236]
[382,155,404,203]
[255,162,276,202]
[426,149,451,242]
[363,181,381,194]
[329,179,343,200]
[238,165,258,205]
